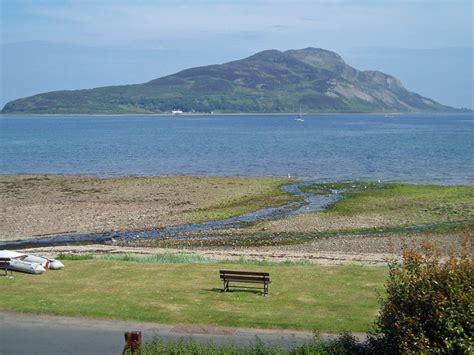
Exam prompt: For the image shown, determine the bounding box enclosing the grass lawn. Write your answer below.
[0,258,386,333]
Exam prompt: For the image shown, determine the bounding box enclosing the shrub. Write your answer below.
[373,228,473,353]
[295,331,367,355]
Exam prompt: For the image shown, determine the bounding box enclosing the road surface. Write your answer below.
[1,311,323,354]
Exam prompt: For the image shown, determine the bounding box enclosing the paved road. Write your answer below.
[0,312,323,354]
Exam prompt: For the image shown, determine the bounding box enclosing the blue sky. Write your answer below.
[1,0,473,108]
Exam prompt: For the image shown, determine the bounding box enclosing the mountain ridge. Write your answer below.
[2,47,456,114]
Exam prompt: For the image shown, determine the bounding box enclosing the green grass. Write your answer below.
[300,182,474,228]
[299,185,333,195]
[59,253,313,266]
[325,183,473,221]
[0,258,386,332]
[185,180,301,223]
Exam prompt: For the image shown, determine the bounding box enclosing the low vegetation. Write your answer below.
[138,333,368,354]
[322,182,474,223]
[59,252,313,266]
[259,182,474,234]
[183,182,301,223]
[0,258,386,332]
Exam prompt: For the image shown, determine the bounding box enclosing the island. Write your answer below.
[2,47,455,114]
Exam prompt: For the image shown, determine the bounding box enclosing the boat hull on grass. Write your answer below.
[0,250,64,274]
[7,259,46,274]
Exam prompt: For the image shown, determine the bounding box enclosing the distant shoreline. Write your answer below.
[0,173,471,187]
[0,111,471,117]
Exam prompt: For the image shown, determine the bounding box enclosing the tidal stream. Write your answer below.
[0,182,342,249]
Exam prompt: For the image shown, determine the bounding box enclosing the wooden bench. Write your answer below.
[220,270,271,295]
[0,257,12,277]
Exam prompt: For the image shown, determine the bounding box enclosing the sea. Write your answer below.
[0,113,473,185]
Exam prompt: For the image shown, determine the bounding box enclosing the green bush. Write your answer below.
[374,229,473,353]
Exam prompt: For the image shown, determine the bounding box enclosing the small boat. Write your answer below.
[0,250,64,274]
[295,106,304,122]
[7,259,46,274]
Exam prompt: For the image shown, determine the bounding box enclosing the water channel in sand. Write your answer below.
[0,181,343,249]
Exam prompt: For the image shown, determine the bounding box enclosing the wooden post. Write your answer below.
[122,331,142,355]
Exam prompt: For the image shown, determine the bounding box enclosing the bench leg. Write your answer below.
[223,281,229,292]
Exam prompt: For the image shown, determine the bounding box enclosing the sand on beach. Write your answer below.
[0,175,292,241]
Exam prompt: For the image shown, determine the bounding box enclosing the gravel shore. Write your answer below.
[0,175,291,241]
[19,231,470,266]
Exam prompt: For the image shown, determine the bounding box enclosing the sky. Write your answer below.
[1,0,473,108]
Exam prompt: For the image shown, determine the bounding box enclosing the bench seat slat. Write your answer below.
[221,275,270,281]
[222,276,270,283]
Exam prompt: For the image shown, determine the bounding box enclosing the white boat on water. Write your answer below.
[0,250,64,274]
[295,106,304,122]
[171,109,183,115]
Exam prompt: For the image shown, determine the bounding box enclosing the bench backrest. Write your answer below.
[220,270,270,281]
[0,257,11,263]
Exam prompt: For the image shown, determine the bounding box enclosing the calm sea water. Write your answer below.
[0,113,473,184]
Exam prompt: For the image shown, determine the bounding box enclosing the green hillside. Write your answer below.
[2,47,453,114]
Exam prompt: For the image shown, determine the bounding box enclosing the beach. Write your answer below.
[1,174,471,265]
[0,175,294,241]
